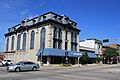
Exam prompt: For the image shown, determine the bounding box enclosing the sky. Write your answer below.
[0,0,120,51]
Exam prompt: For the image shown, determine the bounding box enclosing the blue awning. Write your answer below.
[87,53,97,58]
[36,48,83,57]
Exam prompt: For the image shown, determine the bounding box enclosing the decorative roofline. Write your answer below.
[5,19,80,37]
[6,12,80,36]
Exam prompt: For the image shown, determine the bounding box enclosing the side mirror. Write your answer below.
[21,63,25,66]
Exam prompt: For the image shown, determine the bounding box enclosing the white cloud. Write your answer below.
[0,3,12,9]
[28,14,38,19]
[4,3,11,9]
[61,0,65,4]
[20,9,29,16]
[36,0,48,8]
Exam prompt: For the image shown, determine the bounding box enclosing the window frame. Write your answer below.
[30,30,35,49]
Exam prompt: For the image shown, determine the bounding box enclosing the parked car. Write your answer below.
[2,60,12,66]
[7,61,40,72]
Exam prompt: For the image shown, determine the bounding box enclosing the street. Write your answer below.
[0,64,120,80]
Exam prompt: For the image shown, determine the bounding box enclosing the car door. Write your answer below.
[23,62,33,70]
[19,62,27,71]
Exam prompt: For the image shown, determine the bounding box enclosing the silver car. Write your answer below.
[7,61,39,72]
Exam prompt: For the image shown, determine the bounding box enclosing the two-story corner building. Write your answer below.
[4,12,81,65]
[106,44,120,58]
[106,44,120,54]
[80,38,102,57]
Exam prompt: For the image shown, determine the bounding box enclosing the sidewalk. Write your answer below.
[40,63,106,70]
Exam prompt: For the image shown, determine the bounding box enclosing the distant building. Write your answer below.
[4,12,81,65]
[106,44,120,59]
[106,44,120,54]
[0,52,5,60]
[80,38,102,57]
[102,45,119,64]
[79,46,97,63]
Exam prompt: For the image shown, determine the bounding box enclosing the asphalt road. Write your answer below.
[0,64,120,80]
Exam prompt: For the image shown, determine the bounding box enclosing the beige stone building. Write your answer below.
[4,12,81,65]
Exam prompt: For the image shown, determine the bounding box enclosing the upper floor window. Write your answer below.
[6,37,9,51]
[71,32,77,51]
[71,32,77,43]
[71,32,73,42]
[40,28,46,49]
[53,27,62,49]
[17,34,21,50]
[30,30,35,49]
[75,34,77,42]
[22,33,26,50]
[71,43,77,51]
[58,29,62,40]
[65,31,68,40]
[54,27,57,39]
[11,36,14,50]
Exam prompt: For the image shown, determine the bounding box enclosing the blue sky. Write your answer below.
[0,0,120,51]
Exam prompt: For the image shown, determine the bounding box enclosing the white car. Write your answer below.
[2,60,12,66]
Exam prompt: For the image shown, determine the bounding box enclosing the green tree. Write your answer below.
[103,47,119,63]
[96,57,102,63]
[81,51,89,64]
[104,48,119,58]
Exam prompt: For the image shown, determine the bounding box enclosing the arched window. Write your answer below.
[22,33,26,50]
[40,28,46,49]
[11,36,14,50]
[17,34,21,50]
[6,37,9,51]
[30,30,35,49]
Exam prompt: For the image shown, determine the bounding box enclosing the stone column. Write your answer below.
[75,58,78,64]
[47,56,51,66]
[77,33,80,51]
[68,32,71,50]
[62,30,65,50]
[47,25,52,48]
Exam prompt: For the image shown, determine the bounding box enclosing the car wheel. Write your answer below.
[32,67,37,71]
[15,67,20,72]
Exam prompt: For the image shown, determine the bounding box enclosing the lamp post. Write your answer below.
[40,40,45,66]
[78,54,82,67]
[65,52,69,64]
[40,48,44,66]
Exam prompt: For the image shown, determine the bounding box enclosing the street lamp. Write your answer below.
[78,54,82,67]
[40,48,44,66]
[65,52,69,64]
[40,40,45,66]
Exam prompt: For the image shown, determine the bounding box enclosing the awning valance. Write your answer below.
[36,48,83,57]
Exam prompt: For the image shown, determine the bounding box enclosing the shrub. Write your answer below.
[59,64,71,67]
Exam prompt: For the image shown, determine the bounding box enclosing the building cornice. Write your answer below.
[5,19,81,37]
[5,12,81,37]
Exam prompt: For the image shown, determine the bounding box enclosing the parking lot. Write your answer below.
[0,64,120,80]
